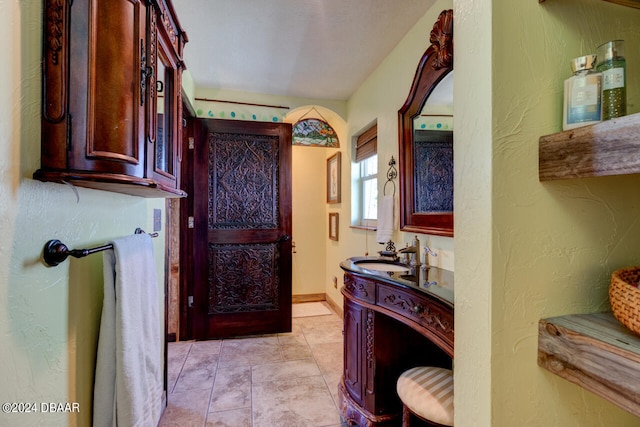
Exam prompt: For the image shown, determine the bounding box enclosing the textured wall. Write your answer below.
[453,0,493,424]
[0,2,166,426]
[456,0,640,425]
[345,0,456,271]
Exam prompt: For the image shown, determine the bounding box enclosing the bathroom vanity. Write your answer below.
[339,258,454,426]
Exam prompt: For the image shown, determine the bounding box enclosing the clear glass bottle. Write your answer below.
[563,55,602,131]
[597,40,626,120]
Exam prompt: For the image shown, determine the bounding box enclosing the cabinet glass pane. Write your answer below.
[156,54,173,174]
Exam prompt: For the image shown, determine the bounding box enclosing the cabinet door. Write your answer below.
[66,0,146,177]
[38,0,188,197]
[148,43,178,187]
[145,0,182,190]
[343,298,366,405]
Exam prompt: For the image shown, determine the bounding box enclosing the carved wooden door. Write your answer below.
[189,119,292,339]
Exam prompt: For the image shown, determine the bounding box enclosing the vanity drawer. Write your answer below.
[376,284,454,349]
[343,272,376,304]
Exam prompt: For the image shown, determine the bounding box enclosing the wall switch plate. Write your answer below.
[153,209,162,232]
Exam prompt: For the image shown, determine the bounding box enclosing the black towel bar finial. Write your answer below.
[383,156,397,196]
[42,228,159,267]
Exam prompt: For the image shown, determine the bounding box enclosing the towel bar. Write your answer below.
[42,228,159,267]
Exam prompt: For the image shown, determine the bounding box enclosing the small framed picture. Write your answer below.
[326,152,341,204]
[329,212,339,241]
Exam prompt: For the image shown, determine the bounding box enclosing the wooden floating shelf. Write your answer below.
[538,312,640,417]
[539,0,640,9]
[607,0,640,7]
[538,112,640,181]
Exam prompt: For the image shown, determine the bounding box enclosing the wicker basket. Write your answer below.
[609,266,640,335]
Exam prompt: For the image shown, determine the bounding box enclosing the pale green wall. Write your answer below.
[320,0,458,311]
[1,3,167,426]
[193,87,348,123]
[6,0,640,426]
[453,0,493,424]
[456,0,640,425]
[182,69,196,109]
[345,0,455,278]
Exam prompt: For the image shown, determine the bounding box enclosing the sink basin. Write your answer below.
[354,261,411,273]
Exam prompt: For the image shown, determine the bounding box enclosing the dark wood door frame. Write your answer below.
[178,102,195,342]
[180,118,292,340]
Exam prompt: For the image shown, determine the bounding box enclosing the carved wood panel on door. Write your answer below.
[186,119,292,339]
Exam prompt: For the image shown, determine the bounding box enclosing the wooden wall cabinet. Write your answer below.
[36,0,188,198]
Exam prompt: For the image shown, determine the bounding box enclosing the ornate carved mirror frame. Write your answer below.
[398,9,454,237]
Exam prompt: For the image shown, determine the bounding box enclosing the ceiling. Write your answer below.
[171,0,438,101]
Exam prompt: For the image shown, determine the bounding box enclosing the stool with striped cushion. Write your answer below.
[396,366,454,427]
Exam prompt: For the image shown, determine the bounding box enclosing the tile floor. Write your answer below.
[158,303,347,427]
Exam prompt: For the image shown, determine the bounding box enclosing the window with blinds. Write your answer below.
[355,124,377,162]
[355,124,378,227]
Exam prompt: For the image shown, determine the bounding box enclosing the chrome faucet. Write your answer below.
[423,245,437,267]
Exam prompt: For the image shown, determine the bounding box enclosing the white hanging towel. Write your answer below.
[376,195,395,244]
[94,234,164,427]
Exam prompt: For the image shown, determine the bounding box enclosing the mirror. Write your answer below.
[398,9,453,237]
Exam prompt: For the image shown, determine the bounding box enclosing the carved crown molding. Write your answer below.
[45,0,65,66]
[430,9,453,70]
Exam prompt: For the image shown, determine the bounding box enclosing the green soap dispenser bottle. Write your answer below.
[597,40,626,120]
